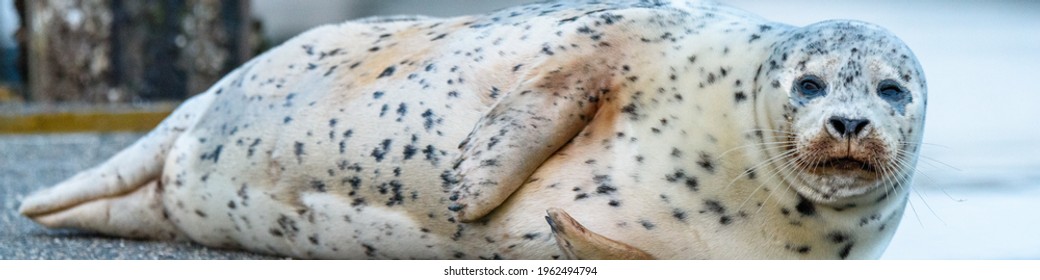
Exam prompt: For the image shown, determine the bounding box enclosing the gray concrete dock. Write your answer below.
[0,133,274,259]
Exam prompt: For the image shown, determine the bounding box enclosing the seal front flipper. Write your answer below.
[18,93,213,238]
[449,62,612,222]
[545,208,653,260]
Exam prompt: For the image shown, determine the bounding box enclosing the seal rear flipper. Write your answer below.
[449,61,614,222]
[32,180,185,240]
[546,208,654,260]
[19,93,214,233]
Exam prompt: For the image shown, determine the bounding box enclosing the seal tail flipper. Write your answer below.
[18,93,214,237]
[545,208,654,260]
[32,180,186,240]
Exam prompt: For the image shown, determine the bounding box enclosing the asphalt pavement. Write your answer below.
[0,133,276,259]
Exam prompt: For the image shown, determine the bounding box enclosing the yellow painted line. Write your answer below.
[0,107,175,134]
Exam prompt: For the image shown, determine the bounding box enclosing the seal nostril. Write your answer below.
[829,117,870,138]
[851,119,870,135]
[829,118,846,136]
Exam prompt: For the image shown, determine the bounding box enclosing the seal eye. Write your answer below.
[877,80,907,102]
[796,75,826,99]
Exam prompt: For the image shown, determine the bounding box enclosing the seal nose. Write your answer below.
[828,116,870,138]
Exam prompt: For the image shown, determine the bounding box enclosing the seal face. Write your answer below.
[18,0,927,260]
[760,21,927,205]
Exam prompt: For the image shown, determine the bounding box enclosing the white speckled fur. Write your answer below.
[19,0,926,259]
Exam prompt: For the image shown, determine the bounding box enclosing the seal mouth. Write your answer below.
[797,155,881,181]
[816,157,877,173]
[792,133,889,181]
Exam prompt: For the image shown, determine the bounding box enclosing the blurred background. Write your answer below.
[0,0,1037,259]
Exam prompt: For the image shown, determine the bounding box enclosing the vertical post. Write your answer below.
[0,0,24,102]
[26,0,255,103]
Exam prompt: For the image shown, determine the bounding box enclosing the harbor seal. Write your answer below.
[19,0,926,259]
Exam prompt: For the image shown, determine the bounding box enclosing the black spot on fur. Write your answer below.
[795,195,816,216]
[621,103,639,120]
[294,142,305,164]
[704,200,726,214]
[361,244,377,257]
[684,177,698,191]
[378,66,396,78]
[639,220,655,230]
[541,43,555,55]
[745,168,757,180]
[787,244,811,254]
[200,145,223,163]
[385,180,405,206]
[875,192,890,203]
[310,180,327,192]
[489,87,500,99]
[672,209,687,222]
[828,232,849,244]
[237,184,249,203]
[371,139,392,162]
[719,216,732,225]
[439,170,459,188]
[323,65,338,77]
[665,169,686,182]
[247,139,261,157]
[277,214,299,238]
[451,225,465,241]
[403,145,417,160]
[396,103,408,121]
[421,109,436,131]
[345,175,361,188]
[839,243,854,259]
[697,152,715,173]
[351,197,366,207]
[423,145,441,164]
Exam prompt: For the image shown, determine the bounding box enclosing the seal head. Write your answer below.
[758,21,927,205]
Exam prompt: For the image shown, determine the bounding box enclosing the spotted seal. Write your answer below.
[19,0,926,259]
